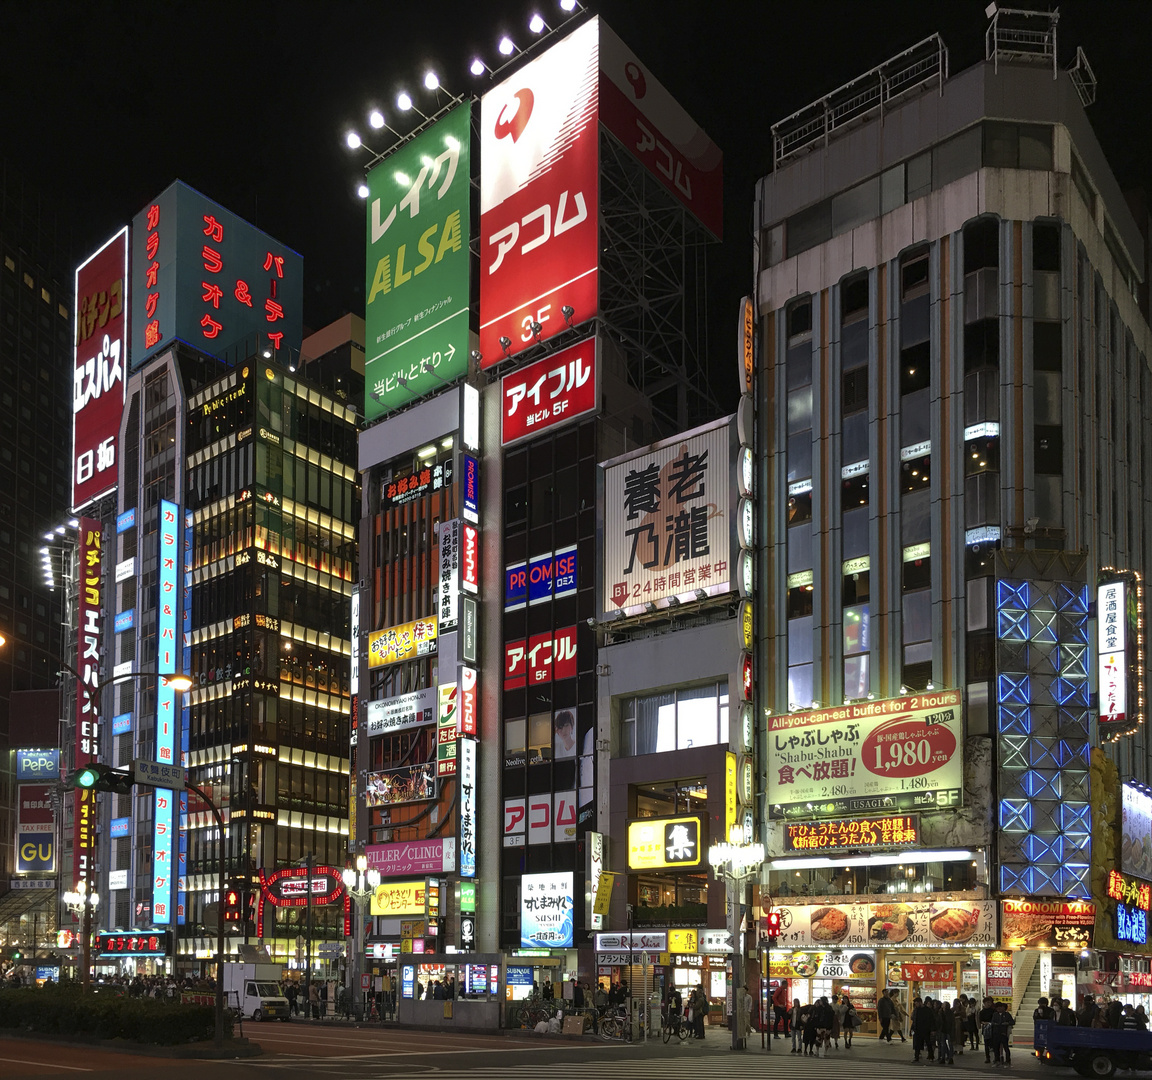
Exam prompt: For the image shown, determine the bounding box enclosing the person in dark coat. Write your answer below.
[912,995,936,1063]
[692,986,707,1039]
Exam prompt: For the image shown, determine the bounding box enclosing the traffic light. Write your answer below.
[64,763,133,794]
[224,889,242,922]
[764,910,782,941]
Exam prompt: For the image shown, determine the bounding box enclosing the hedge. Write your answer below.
[0,986,232,1045]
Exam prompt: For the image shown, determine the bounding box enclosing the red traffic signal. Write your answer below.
[764,910,782,939]
[224,889,242,922]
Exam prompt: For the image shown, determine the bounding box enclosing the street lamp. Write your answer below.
[62,881,99,990]
[342,855,381,1019]
[708,824,765,1052]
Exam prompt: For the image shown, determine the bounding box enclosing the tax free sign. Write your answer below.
[365,103,471,421]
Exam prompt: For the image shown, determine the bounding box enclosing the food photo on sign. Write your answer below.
[773,901,997,949]
[1000,899,1096,950]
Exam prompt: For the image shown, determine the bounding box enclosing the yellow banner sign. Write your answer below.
[726,752,737,837]
[627,816,703,870]
[370,880,426,916]
[367,616,438,668]
[593,871,616,917]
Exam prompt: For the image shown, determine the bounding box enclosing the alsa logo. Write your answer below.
[494,88,534,142]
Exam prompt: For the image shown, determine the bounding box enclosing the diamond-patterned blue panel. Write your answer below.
[1001,799,1033,831]
[998,673,1031,705]
[996,572,1092,900]
[998,580,1032,610]
[998,608,1030,641]
[998,706,1032,736]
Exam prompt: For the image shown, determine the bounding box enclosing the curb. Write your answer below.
[0,1029,263,1059]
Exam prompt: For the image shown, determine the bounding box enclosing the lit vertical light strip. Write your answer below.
[177,509,192,926]
[154,498,180,925]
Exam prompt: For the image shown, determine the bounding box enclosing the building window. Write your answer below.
[901,252,930,301]
[983,121,1053,171]
[620,683,729,758]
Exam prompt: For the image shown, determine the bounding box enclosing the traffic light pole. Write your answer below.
[186,780,227,1049]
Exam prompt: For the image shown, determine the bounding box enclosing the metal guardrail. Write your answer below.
[771,35,948,168]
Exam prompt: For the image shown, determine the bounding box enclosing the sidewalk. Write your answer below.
[750,1030,1048,1070]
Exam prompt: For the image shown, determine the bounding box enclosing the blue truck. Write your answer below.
[1035,1018,1152,1077]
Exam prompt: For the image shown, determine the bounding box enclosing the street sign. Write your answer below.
[134,759,186,789]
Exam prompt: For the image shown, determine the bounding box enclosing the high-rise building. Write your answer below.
[352,16,725,1015]
[0,165,73,950]
[755,12,1151,1016]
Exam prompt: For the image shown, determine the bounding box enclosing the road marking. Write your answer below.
[0,1057,93,1072]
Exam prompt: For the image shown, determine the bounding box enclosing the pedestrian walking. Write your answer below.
[843,996,859,1048]
[989,1000,1015,1064]
[891,989,909,1042]
[772,982,790,1038]
[308,981,320,1019]
[832,994,846,1048]
[790,998,804,1053]
[877,987,895,1043]
[938,999,955,1064]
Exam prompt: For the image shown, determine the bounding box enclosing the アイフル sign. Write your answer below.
[500,337,599,445]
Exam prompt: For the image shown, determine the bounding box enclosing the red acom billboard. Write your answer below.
[479,18,600,364]
[479,19,723,368]
[72,229,128,511]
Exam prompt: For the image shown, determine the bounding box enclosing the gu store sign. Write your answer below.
[601,419,735,617]
[72,228,128,511]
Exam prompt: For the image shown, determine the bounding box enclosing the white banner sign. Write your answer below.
[594,931,667,952]
[601,420,733,617]
[363,687,438,738]
[439,519,460,630]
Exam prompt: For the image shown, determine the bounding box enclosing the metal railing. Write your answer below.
[771,35,948,168]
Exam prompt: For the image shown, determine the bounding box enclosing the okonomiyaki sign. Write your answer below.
[767,690,964,819]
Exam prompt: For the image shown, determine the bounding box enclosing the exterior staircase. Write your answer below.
[1013,953,1044,1028]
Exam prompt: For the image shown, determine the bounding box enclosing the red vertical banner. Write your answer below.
[73,517,104,889]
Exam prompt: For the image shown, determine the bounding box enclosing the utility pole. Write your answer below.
[304,851,314,1012]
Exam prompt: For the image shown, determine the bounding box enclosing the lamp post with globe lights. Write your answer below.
[708,824,765,1052]
[61,880,99,989]
[342,855,381,1019]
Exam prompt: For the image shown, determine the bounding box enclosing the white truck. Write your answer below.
[222,959,290,1022]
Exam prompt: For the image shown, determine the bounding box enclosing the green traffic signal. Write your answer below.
[64,763,133,794]
[73,766,101,788]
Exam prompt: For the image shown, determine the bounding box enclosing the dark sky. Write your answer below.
[3,0,1149,407]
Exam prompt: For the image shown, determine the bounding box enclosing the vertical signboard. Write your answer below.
[72,228,128,511]
[74,518,103,889]
[458,666,478,737]
[154,499,180,926]
[439,519,460,630]
[131,180,303,369]
[15,784,56,874]
[462,454,480,523]
[459,738,477,879]
[178,509,192,924]
[479,18,600,365]
[1098,573,1144,742]
[462,524,479,595]
[364,103,472,420]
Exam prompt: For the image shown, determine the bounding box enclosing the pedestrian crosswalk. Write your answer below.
[243,1047,1027,1079]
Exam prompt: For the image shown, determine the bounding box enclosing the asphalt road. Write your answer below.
[3,1023,1145,1079]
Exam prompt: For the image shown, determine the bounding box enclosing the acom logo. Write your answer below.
[494,88,534,143]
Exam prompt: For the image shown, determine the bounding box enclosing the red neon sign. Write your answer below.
[256,864,350,938]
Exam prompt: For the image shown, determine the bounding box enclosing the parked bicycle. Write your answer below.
[597,1004,631,1042]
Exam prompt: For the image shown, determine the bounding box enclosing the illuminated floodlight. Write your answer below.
[397,92,413,111]
[529,13,546,33]
[369,110,385,130]
[396,172,410,186]
[560,0,577,9]
[345,131,362,150]
[357,184,370,199]
[498,36,515,56]
[470,58,487,76]
[424,71,439,91]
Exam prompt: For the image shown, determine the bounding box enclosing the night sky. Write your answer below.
[3,1,1149,410]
